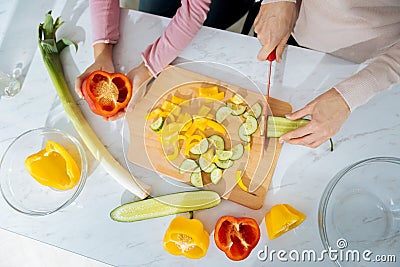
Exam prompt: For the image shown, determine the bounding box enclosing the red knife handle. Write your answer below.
[266,49,276,62]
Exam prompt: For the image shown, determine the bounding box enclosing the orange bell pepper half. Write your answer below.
[214,216,260,261]
[82,70,132,118]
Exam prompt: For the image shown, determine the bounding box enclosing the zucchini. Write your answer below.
[238,124,251,142]
[189,138,209,155]
[243,116,258,135]
[230,143,244,160]
[110,190,220,222]
[266,116,309,137]
[215,106,232,123]
[199,155,213,172]
[216,150,233,161]
[179,159,198,174]
[203,163,217,173]
[227,103,246,116]
[150,117,165,132]
[208,135,225,150]
[251,103,262,119]
[210,168,223,184]
[215,159,234,169]
[190,167,203,187]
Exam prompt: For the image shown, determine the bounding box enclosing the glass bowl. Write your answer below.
[319,157,400,266]
[0,128,87,216]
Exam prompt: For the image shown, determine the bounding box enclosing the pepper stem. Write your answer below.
[329,138,334,152]
[188,211,194,219]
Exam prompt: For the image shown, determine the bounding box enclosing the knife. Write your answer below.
[249,49,276,193]
[262,49,276,155]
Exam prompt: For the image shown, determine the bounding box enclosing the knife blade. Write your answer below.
[262,49,276,155]
[250,49,276,193]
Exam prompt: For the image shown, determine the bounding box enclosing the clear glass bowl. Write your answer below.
[0,128,87,216]
[319,157,400,266]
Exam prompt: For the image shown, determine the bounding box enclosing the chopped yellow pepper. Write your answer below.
[171,95,187,105]
[145,108,162,120]
[265,204,306,240]
[161,100,178,112]
[163,216,210,259]
[199,86,219,96]
[206,91,225,101]
[24,140,81,190]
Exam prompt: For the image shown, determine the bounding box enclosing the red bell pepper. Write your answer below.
[82,70,132,118]
[214,215,260,261]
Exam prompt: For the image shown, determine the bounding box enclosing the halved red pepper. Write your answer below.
[214,215,260,261]
[82,70,132,118]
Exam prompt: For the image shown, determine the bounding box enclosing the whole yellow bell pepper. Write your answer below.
[163,216,209,259]
[24,140,80,190]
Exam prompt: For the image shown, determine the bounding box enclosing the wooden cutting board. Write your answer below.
[126,66,292,209]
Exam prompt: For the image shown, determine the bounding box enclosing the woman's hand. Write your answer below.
[280,88,351,148]
[254,1,297,62]
[75,43,114,98]
[104,62,152,121]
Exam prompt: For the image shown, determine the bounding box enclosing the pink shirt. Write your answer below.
[89,0,211,77]
[263,0,400,111]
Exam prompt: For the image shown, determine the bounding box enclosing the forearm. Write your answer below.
[93,43,113,61]
[334,41,400,111]
[142,0,211,76]
[89,0,120,45]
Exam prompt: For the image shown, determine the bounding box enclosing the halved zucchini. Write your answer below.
[216,106,232,123]
[179,159,198,174]
[215,159,234,169]
[150,117,165,132]
[210,168,223,184]
[190,167,203,187]
[230,143,244,160]
[208,135,225,150]
[189,138,209,155]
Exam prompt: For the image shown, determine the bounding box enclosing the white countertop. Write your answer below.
[1,1,399,266]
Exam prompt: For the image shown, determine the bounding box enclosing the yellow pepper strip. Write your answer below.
[235,170,248,192]
[199,86,219,96]
[24,140,80,190]
[161,100,178,113]
[187,135,204,145]
[184,123,198,138]
[206,119,226,134]
[145,108,162,120]
[265,204,306,240]
[185,141,199,156]
[195,130,206,139]
[194,118,208,132]
[244,143,251,151]
[163,216,210,259]
[166,143,179,161]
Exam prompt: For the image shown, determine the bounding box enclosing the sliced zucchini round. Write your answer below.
[208,135,225,150]
[199,155,213,172]
[210,168,223,184]
[251,103,262,119]
[179,159,198,174]
[216,150,233,161]
[189,138,209,155]
[230,143,244,160]
[215,159,234,169]
[190,167,203,187]
[238,124,251,142]
[215,106,232,123]
[227,103,246,116]
[204,163,217,173]
[150,117,165,132]
[243,116,258,135]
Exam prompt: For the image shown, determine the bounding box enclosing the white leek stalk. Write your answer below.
[38,11,151,199]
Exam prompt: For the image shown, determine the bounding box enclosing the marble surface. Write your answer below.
[1,0,399,266]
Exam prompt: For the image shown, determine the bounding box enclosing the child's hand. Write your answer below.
[105,62,152,122]
[75,44,114,98]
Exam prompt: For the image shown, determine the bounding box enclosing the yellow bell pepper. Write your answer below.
[206,91,225,101]
[265,204,306,240]
[171,95,188,106]
[163,216,209,259]
[205,119,226,134]
[24,140,81,190]
[145,108,162,120]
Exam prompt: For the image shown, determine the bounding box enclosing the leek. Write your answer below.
[38,11,151,199]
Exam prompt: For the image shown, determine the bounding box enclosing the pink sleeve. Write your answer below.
[334,41,400,111]
[141,0,212,76]
[89,0,120,45]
